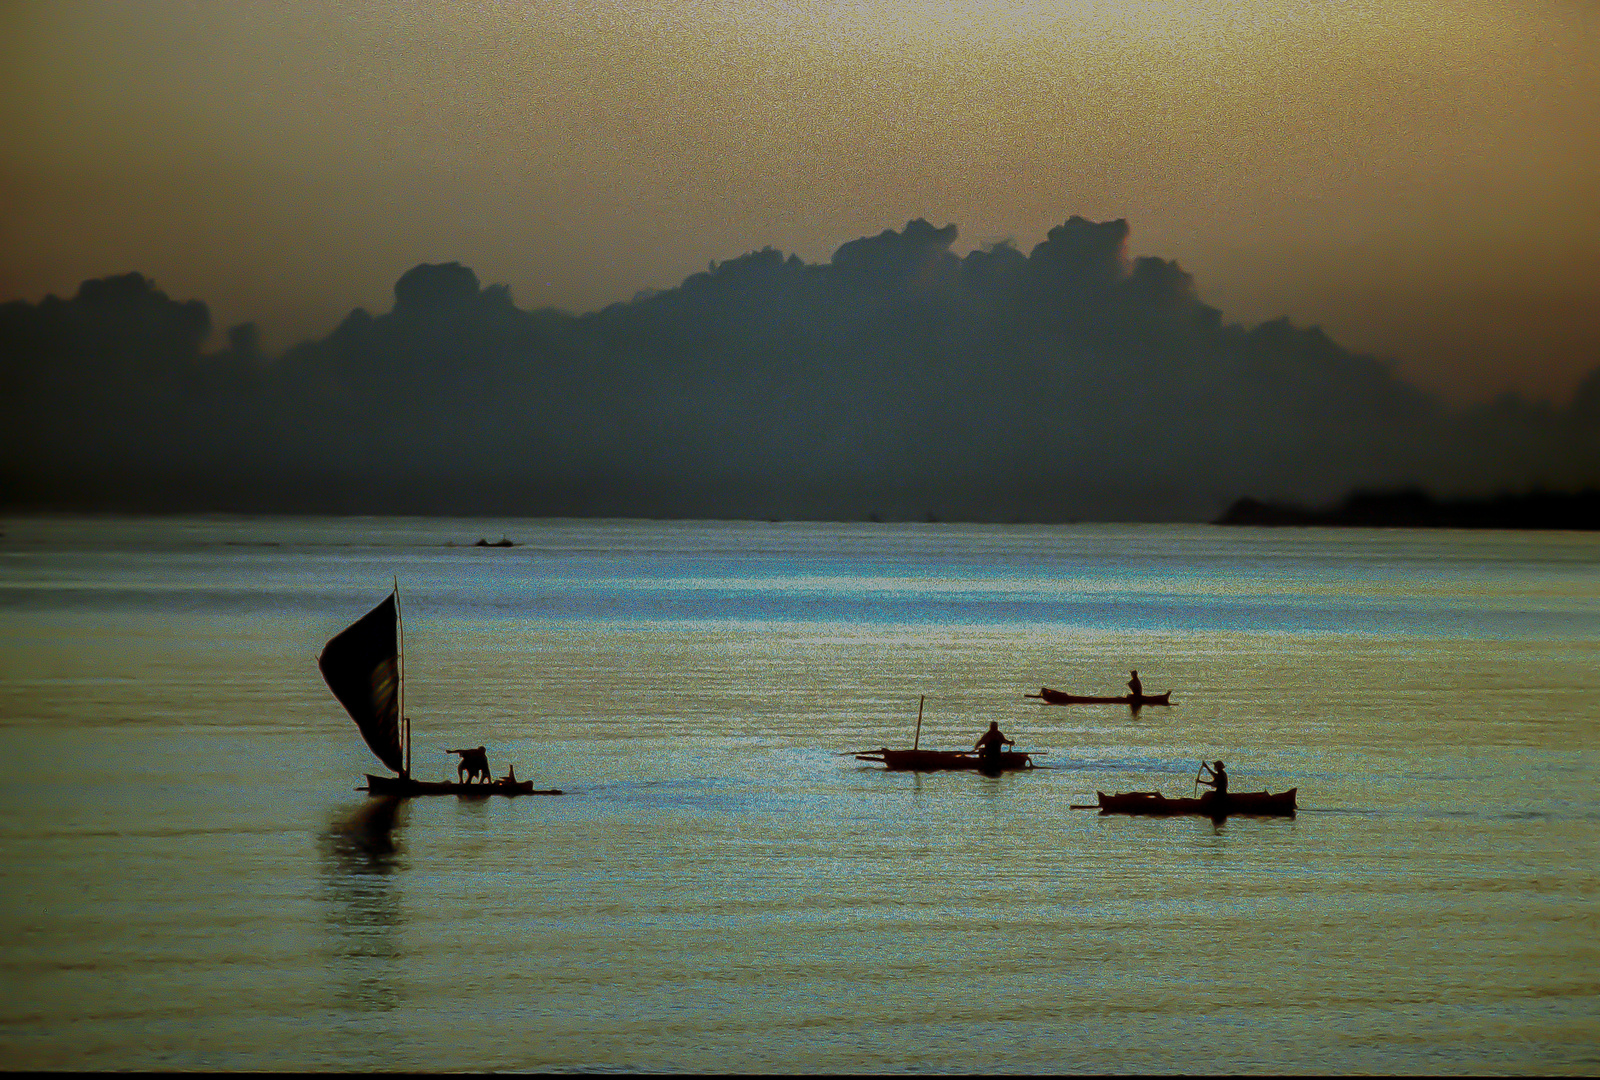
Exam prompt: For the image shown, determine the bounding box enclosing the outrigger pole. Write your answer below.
[395,575,409,779]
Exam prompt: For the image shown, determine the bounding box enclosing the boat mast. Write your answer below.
[395,575,409,778]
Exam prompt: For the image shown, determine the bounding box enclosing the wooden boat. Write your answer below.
[319,583,559,798]
[854,696,1038,773]
[854,748,1037,772]
[362,774,561,797]
[1028,686,1172,706]
[1089,788,1297,817]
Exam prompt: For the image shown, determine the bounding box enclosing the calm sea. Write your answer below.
[0,516,1595,1073]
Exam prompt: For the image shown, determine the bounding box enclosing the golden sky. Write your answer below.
[3,0,1596,402]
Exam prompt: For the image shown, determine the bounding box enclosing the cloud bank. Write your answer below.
[3,216,1596,521]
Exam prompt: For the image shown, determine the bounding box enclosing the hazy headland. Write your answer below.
[5,216,1598,522]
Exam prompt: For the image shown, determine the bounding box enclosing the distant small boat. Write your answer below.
[1087,788,1297,817]
[319,584,559,798]
[1028,686,1172,706]
[854,748,1038,772]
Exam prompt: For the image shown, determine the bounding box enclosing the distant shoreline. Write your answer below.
[3,496,1597,531]
[1214,489,1600,530]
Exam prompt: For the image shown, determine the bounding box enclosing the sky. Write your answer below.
[3,0,1597,404]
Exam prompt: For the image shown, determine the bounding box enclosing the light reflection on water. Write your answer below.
[0,517,1595,1071]
[321,797,405,1015]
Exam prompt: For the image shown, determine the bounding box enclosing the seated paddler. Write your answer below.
[1127,670,1143,697]
[1198,759,1229,802]
[973,721,1014,764]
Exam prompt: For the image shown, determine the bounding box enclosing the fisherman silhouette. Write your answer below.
[1198,760,1229,804]
[1127,670,1143,697]
[973,722,1014,770]
[446,746,492,784]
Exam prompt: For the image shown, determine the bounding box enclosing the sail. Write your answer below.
[318,593,404,774]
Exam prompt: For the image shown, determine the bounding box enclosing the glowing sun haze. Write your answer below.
[3,0,1596,403]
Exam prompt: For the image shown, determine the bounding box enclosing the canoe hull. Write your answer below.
[362,773,563,797]
[1035,686,1172,706]
[1095,788,1296,817]
[854,748,1037,772]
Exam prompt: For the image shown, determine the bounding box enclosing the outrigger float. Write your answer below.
[319,584,561,798]
[1028,686,1173,706]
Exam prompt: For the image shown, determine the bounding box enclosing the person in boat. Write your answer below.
[1127,670,1143,697]
[446,745,492,784]
[500,763,518,786]
[1198,760,1229,803]
[973,722,1014,765]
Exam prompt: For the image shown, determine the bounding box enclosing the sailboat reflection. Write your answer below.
[320,796,407,1012]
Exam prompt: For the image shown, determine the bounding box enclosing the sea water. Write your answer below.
[0,516,1595,1072]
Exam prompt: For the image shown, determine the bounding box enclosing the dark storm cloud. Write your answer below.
[2,217,1596,520]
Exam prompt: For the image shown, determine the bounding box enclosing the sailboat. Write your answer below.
[318,585,561,797]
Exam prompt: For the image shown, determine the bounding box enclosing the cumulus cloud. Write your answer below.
[2,217,1596,519]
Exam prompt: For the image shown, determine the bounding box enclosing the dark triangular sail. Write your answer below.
[318,594,404,774]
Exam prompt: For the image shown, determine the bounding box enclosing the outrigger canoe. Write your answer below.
[1029,686,1172,706]
[362,774,561,797]
[857,697,1040,774]
[855,748,1038,772]
[1089,788,1297,817]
